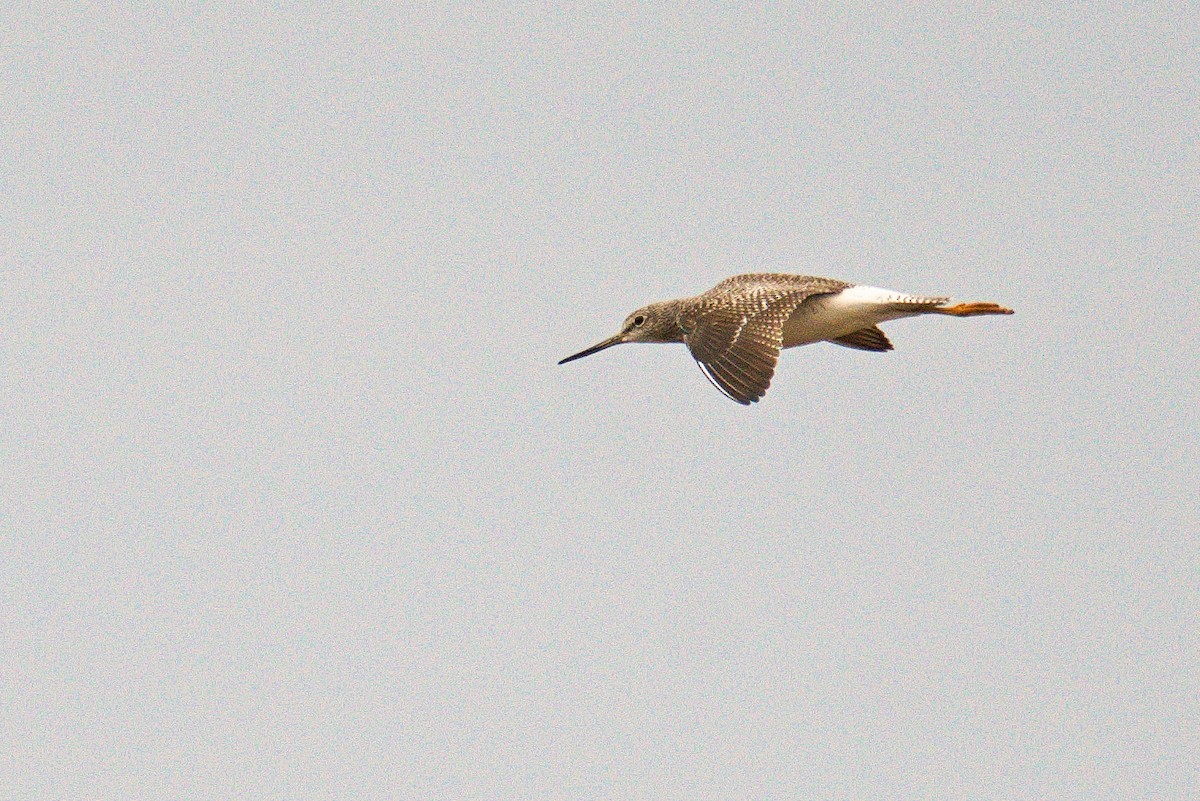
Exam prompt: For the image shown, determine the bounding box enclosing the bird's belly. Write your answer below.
[781,286,918,348]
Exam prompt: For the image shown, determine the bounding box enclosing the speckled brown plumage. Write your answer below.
[678,275,851,404]
[558,273,1013,405]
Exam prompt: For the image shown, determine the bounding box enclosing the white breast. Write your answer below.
[781,285,931,348]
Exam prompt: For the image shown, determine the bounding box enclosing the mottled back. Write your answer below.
[678,274,850,404]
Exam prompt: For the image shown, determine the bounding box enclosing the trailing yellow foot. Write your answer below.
[934,302,1014,317]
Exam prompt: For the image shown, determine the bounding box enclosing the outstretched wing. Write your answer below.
[829,325,894,352]
[681,275,849,404]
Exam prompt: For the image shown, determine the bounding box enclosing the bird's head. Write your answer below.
[558,300,684,364]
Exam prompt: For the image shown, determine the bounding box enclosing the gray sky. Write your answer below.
[3,4,1198,799]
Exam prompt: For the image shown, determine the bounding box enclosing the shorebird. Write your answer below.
[559,273,1013,405]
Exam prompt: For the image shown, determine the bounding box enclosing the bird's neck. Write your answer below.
[652,299,689,343]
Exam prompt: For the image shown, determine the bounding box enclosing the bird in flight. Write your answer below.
[559,273,1013,405]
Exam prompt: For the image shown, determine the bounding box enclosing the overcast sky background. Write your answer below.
[3,4,1198,799]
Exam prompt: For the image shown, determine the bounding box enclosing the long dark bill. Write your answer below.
[558,334,623,365]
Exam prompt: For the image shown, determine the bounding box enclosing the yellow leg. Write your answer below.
[934,302,1014,317]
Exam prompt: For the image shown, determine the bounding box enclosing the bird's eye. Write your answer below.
[633,315,645,327]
